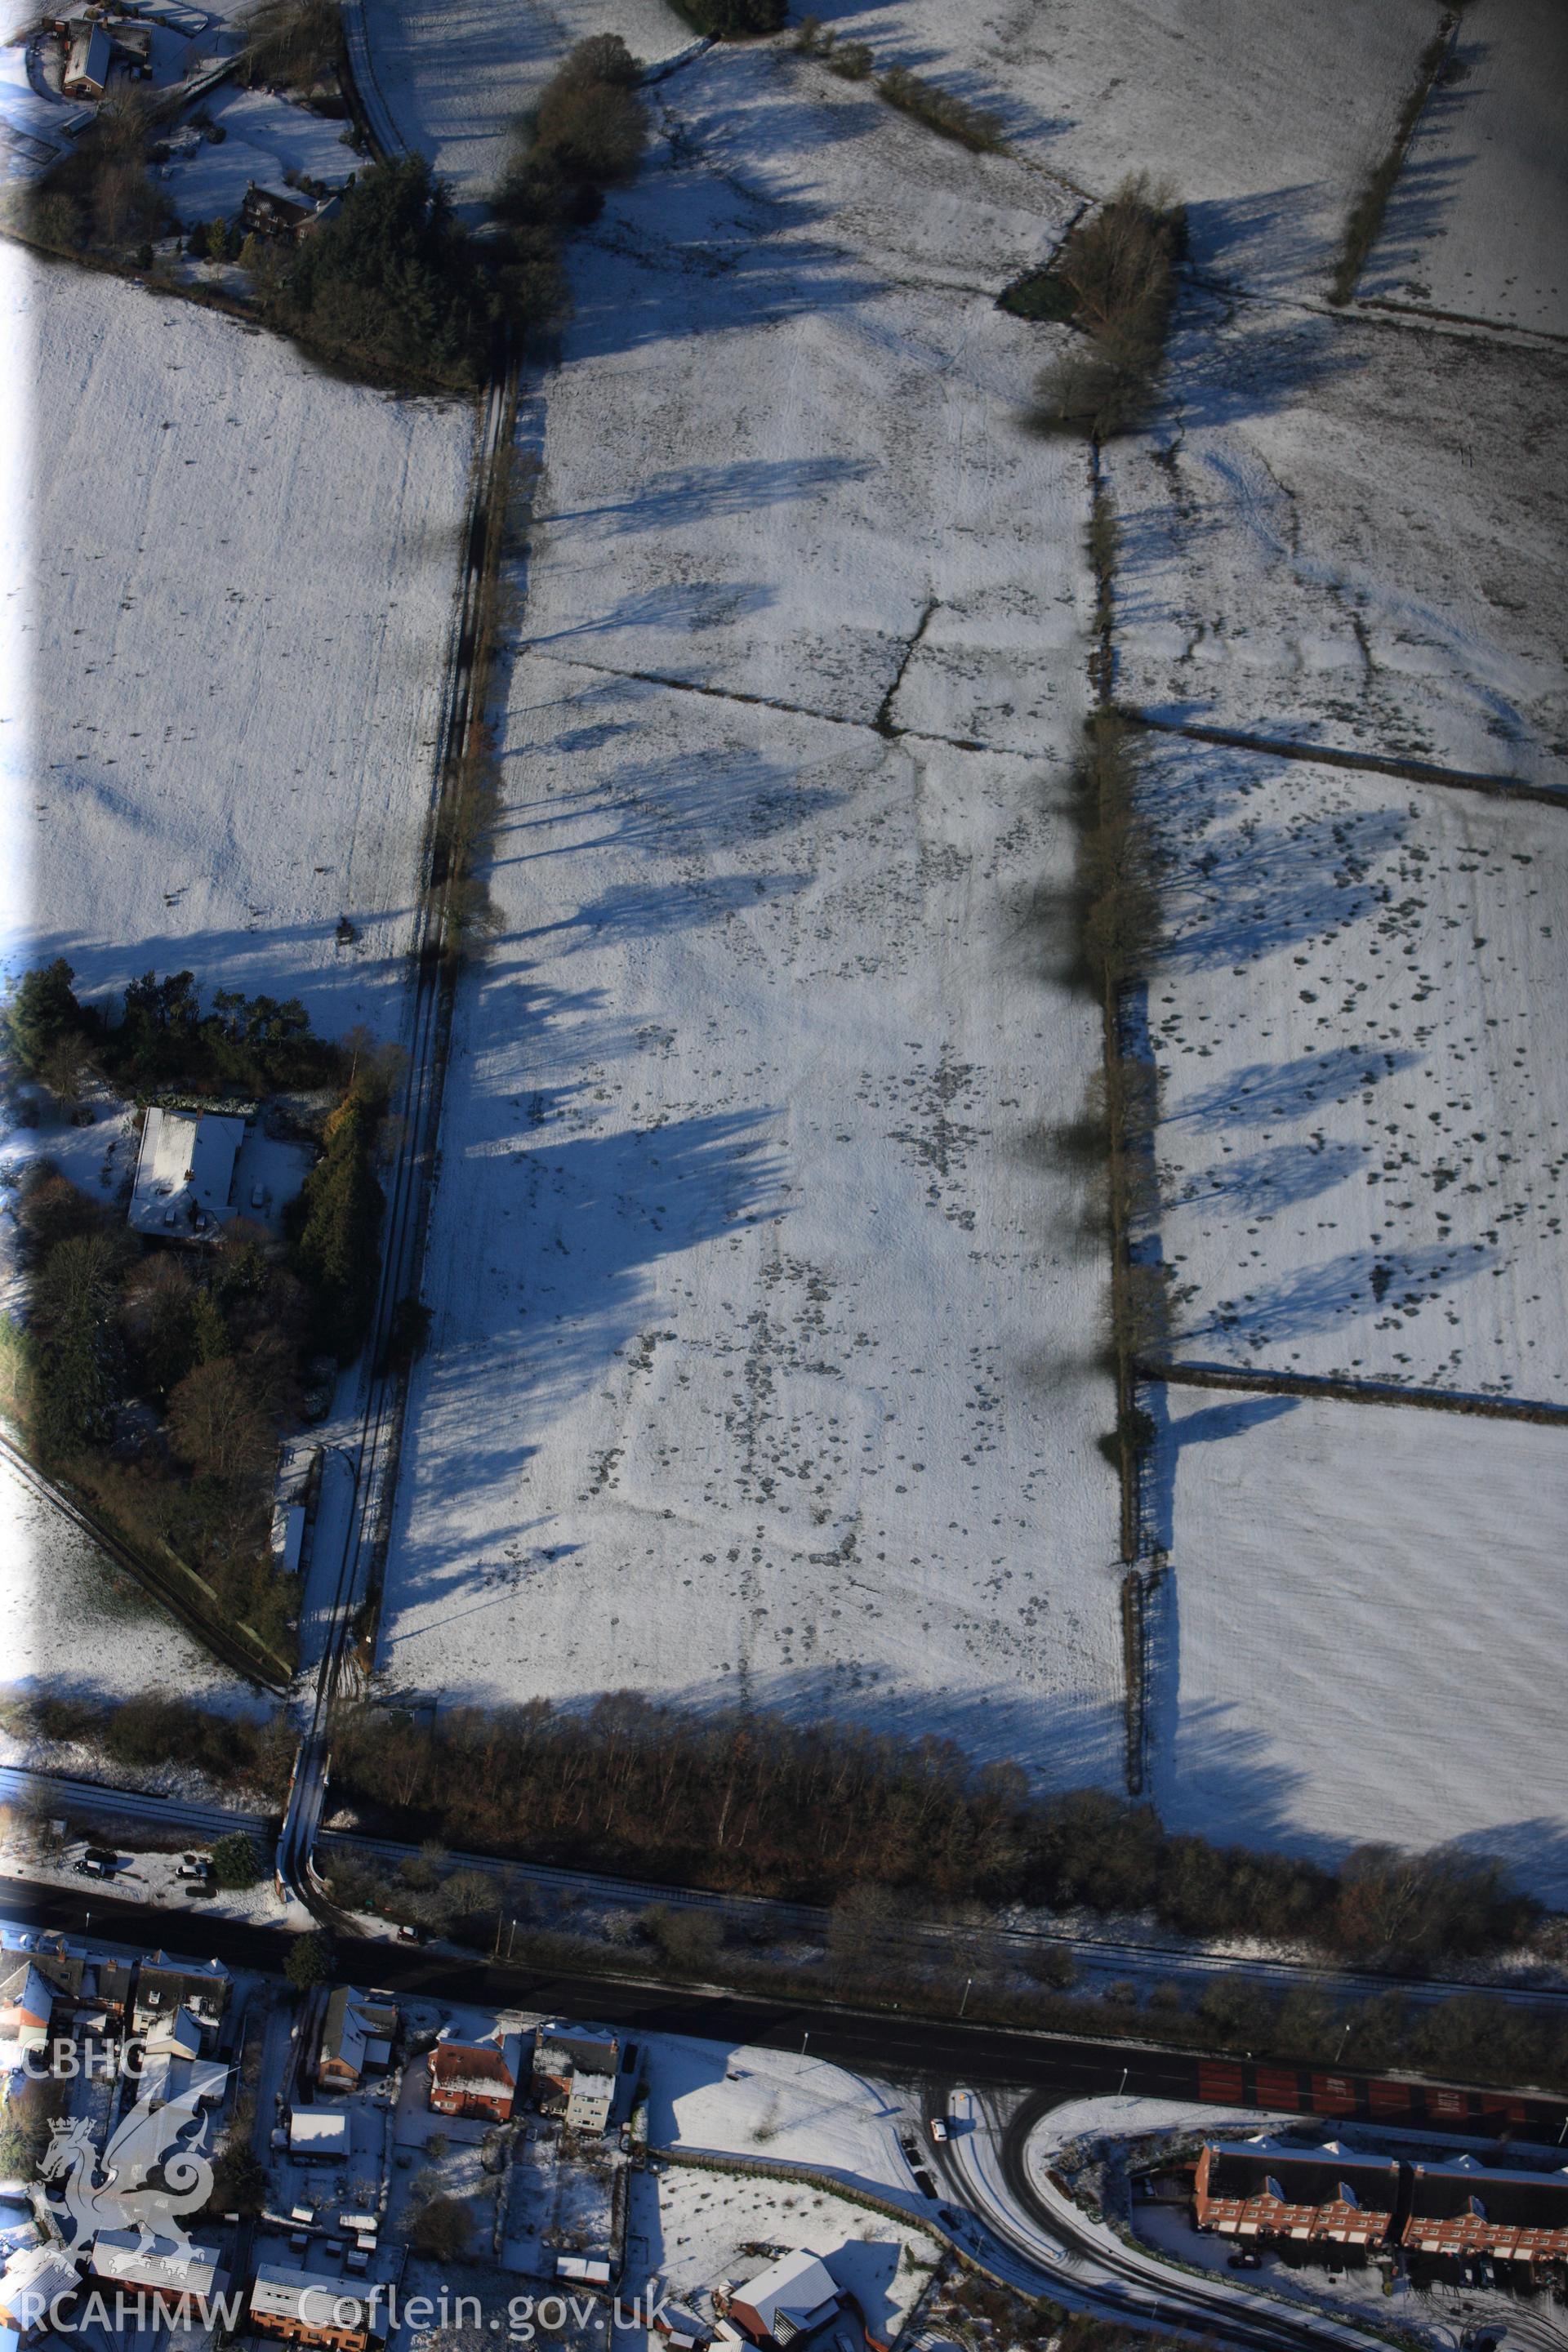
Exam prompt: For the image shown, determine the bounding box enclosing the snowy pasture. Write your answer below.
[1147,1389,1568,1902]
[1107,301,1568,787]
[790,0,1435,296]
[378,49,1123,1777]
[1146,739,1568,1397]
[5,248,474,1040]
[354,0,689,213]
[1361,0,1568,336]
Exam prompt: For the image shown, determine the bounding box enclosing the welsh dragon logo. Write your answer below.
[40,2091,214,2258]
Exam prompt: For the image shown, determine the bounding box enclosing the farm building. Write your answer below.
[60,15,150,96]
[317,1987,398,2092]
[251,2266,380,2352]
[532,2021,618,2131]
[239,180,341,241]
[725,2252,844,2349]
[1193,2142,1400,2246]
[427,2029,524,2123]
[1402,2160,1568,2263]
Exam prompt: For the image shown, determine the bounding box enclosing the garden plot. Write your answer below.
[1148,1389,1568,1903]
[1146,738,1568,1396]
[1107,301,1568,786]
[5,248,473,1040]
[791,0,1434,296]
[0,1451,259,1713]
[1361,0,1568,336]
[626,2163,940,2341]
[355,0,687,213]
[379,56,1121,1779]
[647,2038,910,2195]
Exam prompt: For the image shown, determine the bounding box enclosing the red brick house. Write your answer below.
[427,2032,523,2123]
[1193,2142,1399,2247]
[1402,2161,1568,2265]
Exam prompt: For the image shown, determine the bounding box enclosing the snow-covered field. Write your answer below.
[4,247,474,1041]
[794,0,1435,296]
[378,44,1124,1778]
[0,1450,262,1712]
[1147,1391,1568,1900]
[1145,739,1568,1396]
[1108,302,1568,786]
[1362,0,1568,336]
[354,0,689,214]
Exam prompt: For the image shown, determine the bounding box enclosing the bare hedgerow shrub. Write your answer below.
[1031,176,1186,439]
[875,63,1004,152]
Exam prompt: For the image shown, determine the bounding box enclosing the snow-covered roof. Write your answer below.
[0,2245,82,2326]
[288,2105,352,2153]
[730,2252,840,2338]
[128,1108,246,1236]
[143,2006,202,2059]
[90,2233,225,2299]
[251,2266,368,2326]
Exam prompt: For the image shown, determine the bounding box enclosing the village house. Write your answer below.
[317,1987,398,2092]
[532,2021,618,2133]
[89,2232,228,2322]
[128,1107,247,1239]
[724,2252,844,2350]
[1402,2159,1568,2265]
[239,180,341,242]
[427,2030,524,2124]
[1192,2142,1400,2247]
[0,1961,55,2068]
[136,2008,229,2109]
[131,1954,229,2045]
[251,2265,380,2352]
[0,2246,82,2340]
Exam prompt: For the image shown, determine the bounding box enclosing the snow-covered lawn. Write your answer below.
[0,1449,264,1712]
[1145,739,1568,1396]
[5,247,474,1041]
[1362,0,1568,336]
[1107,301,1568,786]
[376,47,1122,1777]
[354,0,689,215]
[648,2038,911,2197]
[630,2164,940,2341]
[791,0,1435,296]
[1148,1388,1568,1901]
[157,87,359,229]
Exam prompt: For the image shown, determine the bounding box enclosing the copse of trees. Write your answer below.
[0,960,339,1100]
[667,0,785,34]
[1028,175,1187,439]
[494,34,648,243]
[327,1695,1538,1968]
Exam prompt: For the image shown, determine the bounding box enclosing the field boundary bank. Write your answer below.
[1120,712,1566,807]
[1138,1361,1568,1428]
[0,1430,292,1692]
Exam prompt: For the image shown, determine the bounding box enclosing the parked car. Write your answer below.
[1227,2250,1262,2270]
[928,2118,948,2143]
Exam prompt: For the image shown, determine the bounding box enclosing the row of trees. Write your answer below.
[327,1695,1536,1969]
[2,959,339,1101]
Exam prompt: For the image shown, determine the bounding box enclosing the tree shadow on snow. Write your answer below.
[492,742,850,867]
